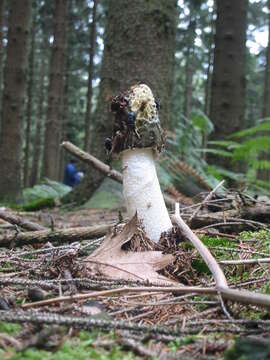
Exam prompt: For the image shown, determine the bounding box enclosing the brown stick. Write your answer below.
[61,141,175,206]
[0,224,112,247]
[172,211,228,289]
[21,286,216,308]
[189,180,225,222]
[186,206,270,229]
[0,210,46,231]
[21,283,270,309]
[61,141,123,182]
[219,258,270,266]
[171,207,270,309]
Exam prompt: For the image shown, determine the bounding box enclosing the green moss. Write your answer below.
[168,336,198,353]
[200,235,234,248]
[191,259,211,275]
[7,330,138,360]
[0,322,21,334]
[240,229,270,244]
[22,197,56,211]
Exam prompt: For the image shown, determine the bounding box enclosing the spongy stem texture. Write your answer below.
[121,148,172,243]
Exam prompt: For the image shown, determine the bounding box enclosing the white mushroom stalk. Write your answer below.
[109,84,172,243]
[121,148,172,242]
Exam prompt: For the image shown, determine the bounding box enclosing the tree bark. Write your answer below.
[209,0,248,167]
[30,51,46,187]
[42,0,68,180]
[0,0,32,201]
[204,9,215,117]
[58,0,73,182]
[0,209,46,231]
[64,0,177,205]
[0,223,112,247]
[0,0,5,124]
[84,0,98,153]
[259,0,270,181]
[183,17,196,120]
[24,14,36,188]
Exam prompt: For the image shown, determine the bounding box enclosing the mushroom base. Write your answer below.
[121,148,172,243]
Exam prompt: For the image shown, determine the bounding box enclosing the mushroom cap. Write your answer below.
[110,84,165,154]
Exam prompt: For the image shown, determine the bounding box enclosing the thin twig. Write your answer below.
[219,258,270,266]
[172,208,228,289]
[189,180,225,222]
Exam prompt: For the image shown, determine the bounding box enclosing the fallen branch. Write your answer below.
[61,141,175,206]
[0,224,112,247]
[189,180,225,222]
[171,204,270,310]
[219,258,270,266]
[21,283,270,310]
[172,205,228,289]
[61,141,123,183]
[0,210,46,231]
[0,311,264,337]
[186,206,270,230]
[21,286,217,309]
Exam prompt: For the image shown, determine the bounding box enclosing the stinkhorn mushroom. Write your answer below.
[109,84,172,243]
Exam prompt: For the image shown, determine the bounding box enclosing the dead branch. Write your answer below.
[0,311,263,337]
[0,210,46,231]
[171,206,270,310]
[186,205,270,229]
[189,180,225,222]
[0,224,112,247]
[21,283,270,310]
[219,258,270,266]
[61,141,175,206]
[61,141,123,183]
[172,208,228,289]
[21,286,217,309]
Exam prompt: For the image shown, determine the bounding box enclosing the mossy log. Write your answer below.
[0,224,113,247]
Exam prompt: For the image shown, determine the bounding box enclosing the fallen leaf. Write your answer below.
[86,215,174,284]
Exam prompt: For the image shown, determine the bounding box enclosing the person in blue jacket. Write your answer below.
[64,159,81,187]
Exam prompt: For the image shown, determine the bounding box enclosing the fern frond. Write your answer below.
[200,148,233,158]
[207,140,240,150]
[207,165,244,182]
[233,136,270,161]
[229,121,270,139]
[249,159,270,170]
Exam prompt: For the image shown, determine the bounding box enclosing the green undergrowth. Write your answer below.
[189,234,235,274]
[240,229,270,244]
[0,322,21,334]
[0,328,139,360]
[2,180,71,212]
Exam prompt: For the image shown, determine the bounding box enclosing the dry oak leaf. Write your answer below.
[86,215,175,284]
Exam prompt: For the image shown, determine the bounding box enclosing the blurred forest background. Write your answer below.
[0,0,270,208]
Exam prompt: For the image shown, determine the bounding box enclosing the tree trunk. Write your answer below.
[0,0,32,201]
[24,15,36,188]
[0,0,5,125]
[42,0,67,180]
[209,0,248,167]
[64,0,177,205]
[259,0,270,181]
[58,0,73,182]
[183,17,196,121]
[84,0,98,153]
[204,9,215,117]
[30,49,46,187]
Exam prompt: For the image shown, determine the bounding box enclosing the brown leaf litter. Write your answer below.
[85,214,175,284]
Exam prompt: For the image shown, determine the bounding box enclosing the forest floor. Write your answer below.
[0,197,270,359]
